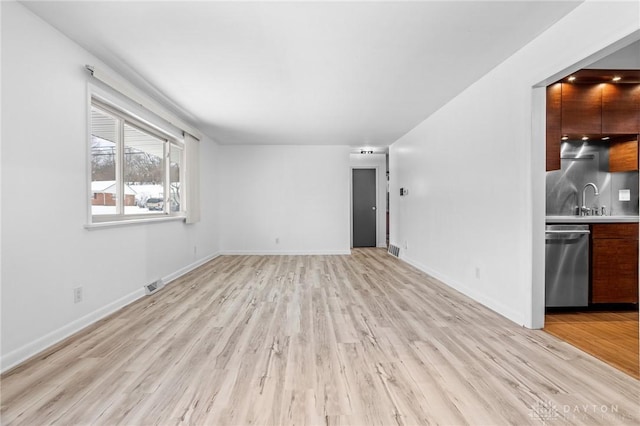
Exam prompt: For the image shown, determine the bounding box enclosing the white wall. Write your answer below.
[219,145,351,254]
[0,2,220,371]
[390,0,640,328]
[349,153,387,248]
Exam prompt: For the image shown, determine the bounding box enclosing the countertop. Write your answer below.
[546,215,639,224]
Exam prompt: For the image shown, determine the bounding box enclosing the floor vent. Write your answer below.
[145,279,164,295]
[388,244,400,257]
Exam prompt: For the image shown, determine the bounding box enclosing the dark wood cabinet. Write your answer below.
[609,136,639,172]
[546,83,562,171]
[561,83,602,135]
[591,223,639,304]
[602,83,640,134]
[545,79,640,171]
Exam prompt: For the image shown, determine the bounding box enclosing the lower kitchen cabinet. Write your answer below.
[591,223,639,304]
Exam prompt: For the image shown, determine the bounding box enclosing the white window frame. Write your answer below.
[87,88,186,227]
[169,143,185,214]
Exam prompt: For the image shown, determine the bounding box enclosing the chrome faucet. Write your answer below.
[581,182,599,216]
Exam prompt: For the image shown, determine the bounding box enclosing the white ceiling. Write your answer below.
[23,1,582,147]
[586,40,640,70]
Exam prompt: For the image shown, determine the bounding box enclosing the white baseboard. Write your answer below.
[162,252,220,283]
[1,252,221,374]
[1,287,144,373]
[400,254,527,328]
[220,249,351,255]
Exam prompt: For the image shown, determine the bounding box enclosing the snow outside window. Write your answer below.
[89,99,185,223]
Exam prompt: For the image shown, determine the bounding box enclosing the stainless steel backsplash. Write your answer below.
[546,140,639,216]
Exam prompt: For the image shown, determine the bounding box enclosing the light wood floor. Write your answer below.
[2,249,639,425]
[545,311,639,380]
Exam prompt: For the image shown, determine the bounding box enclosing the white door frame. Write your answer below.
[529,30,640,329]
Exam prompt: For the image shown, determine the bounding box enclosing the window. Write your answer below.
[89,98,184,223]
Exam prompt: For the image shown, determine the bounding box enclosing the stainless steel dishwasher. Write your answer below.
[545,224,590,307]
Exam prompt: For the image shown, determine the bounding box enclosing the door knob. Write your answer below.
[372,207,376,210]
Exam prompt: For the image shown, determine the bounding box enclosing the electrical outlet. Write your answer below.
[404,240,408,249]
[475,267,481,279]
[619,189,631,201]
[73,287,83,304]
[193,245,197,256]
[276,237,280,244]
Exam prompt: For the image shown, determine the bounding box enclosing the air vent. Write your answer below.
[144,279,164,295]
[388,244,400,257]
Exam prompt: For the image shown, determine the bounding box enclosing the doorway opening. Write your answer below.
[349,150,389,250]
[534,34,640,379]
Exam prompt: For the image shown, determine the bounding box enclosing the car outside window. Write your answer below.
[89,98,184,223]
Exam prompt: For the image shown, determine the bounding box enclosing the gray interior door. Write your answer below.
[353,169,376,247]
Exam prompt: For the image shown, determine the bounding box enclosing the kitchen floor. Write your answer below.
[544,310,639,380]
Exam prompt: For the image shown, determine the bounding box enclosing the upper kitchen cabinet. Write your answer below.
[546,70,640,171]
[546,83,562,171]
[561,83,602,134]
[609,136,639,172]
[602,83,640,134]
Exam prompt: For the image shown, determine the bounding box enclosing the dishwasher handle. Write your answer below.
[545,229,590,242]
[545,229,590,235]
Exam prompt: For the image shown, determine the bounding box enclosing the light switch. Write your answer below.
[619,189,631,201]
